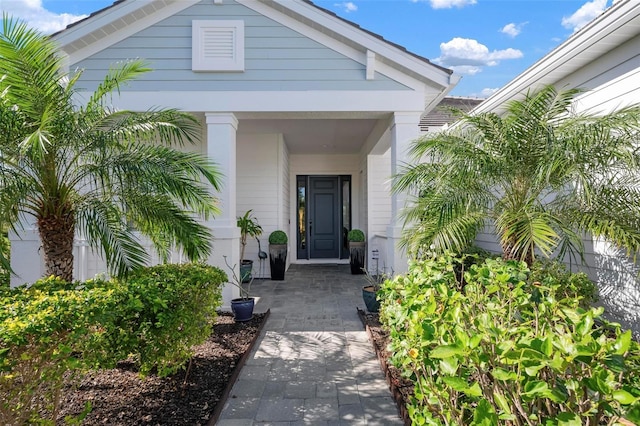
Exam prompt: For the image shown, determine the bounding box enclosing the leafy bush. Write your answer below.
[528,259,598,308]
[0,233,9,289]
[0,263,225,424]
[92,263,226,376]
[348,229,365,242]
[269,230,288,245]
[380,254,640,425]
[0,276,113,425]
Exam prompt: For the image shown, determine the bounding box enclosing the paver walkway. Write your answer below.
[217,263,404,425]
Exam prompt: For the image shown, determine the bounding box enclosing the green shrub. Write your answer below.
[269,230,288,245]
[0,276,113,425]
[93,263,226,377]
[380,254,640,425]
[0,233,9,290]
[528,259,598,308]
[347,229,365,242]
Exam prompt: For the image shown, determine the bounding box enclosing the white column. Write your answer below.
[205,113,241,308]
[386,111,422,274]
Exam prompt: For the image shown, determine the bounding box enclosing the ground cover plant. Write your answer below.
[379,253,640,425]
[0,263,226,424]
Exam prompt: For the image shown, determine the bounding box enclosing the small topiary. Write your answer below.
[347,229,365,242]
[269,230,288,245]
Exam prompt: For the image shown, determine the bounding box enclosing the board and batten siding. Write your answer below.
[71,0,410,94]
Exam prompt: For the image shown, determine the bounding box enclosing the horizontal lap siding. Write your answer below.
[237,134,280,273]
[567,35,640,337]
[367,152,391,272]
[72,0,409,93]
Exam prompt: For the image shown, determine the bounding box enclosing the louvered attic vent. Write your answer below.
[192,20,244,72]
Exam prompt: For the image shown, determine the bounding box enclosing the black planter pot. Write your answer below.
[231,297,255,322]
[269,244,287,280]
[240,260,253,283]
[362,286,380,313]
[349,242,365,274]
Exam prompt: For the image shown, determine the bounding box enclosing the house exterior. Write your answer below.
[470,0,640,336]
[9,0,459,307]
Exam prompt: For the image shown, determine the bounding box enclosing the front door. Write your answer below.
[296,175,351,260]
[309,177,340,258]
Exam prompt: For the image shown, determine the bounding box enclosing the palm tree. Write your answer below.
[0,15,222,281]
[394,85,640,266]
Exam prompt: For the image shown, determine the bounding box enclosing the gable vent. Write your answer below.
[192,20,244,72]
[202,28,235,59]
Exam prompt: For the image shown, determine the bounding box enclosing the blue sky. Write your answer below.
[2,0,615,97]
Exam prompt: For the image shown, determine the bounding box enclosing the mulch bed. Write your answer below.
[57,311,267,426]
[358,308,413,426]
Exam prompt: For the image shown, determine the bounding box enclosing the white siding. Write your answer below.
[236,133,282,277]
[558,33,640,114]
[366,151,392,274]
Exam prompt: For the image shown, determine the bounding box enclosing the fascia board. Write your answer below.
[73,90,427,113]
[237,0,454,91]
[474,0,640,115]
[52,0,200,65]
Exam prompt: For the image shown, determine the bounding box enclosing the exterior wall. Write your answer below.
[558,34,640,114]
[71,0,409,93]
[236,133,284,278]
[568,36,640,336]
[366,150,392,274]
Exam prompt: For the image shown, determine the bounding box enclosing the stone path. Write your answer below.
[217,264,404,425]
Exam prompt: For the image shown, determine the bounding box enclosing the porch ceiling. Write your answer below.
[236,113,388,155]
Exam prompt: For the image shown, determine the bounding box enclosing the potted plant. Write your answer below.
[361,268,392,313]
[348,229,365,274]
[223,256,255,322]
[268,230,288,280]
[237,210,262,283]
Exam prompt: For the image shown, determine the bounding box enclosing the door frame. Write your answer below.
[296,175,351,260]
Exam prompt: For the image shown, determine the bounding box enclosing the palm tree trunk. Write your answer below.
[38,212,75,282]
[502,240,534,267]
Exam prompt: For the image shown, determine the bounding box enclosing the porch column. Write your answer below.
[205,112,240,308]
[386,111,422,274]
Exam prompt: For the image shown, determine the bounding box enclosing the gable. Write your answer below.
[65,0,430,94]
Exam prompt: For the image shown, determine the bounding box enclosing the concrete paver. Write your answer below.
[217,264,403,425]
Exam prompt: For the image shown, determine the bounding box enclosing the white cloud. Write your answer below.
[410,0,477,9]
[2,0,87,34]
[561,0,607,32]
[334,1,358,13]
[500,22,527,38]
[434,37,523,75]
[480,88,499,97]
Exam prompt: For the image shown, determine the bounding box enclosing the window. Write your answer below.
[192,20,244,72]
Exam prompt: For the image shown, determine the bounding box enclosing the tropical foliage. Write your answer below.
[380,254,640,425]
[394,85,640,265]
[0,263,225,424]
[0,15,222,281]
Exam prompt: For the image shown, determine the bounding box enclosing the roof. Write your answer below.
[420,96,484,131]
[471,0,640,115]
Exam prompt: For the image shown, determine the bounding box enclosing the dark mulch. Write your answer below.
[358,308,413,426]
[57,312,266,426]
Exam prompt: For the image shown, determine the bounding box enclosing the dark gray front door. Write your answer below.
[309,176,340,258]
